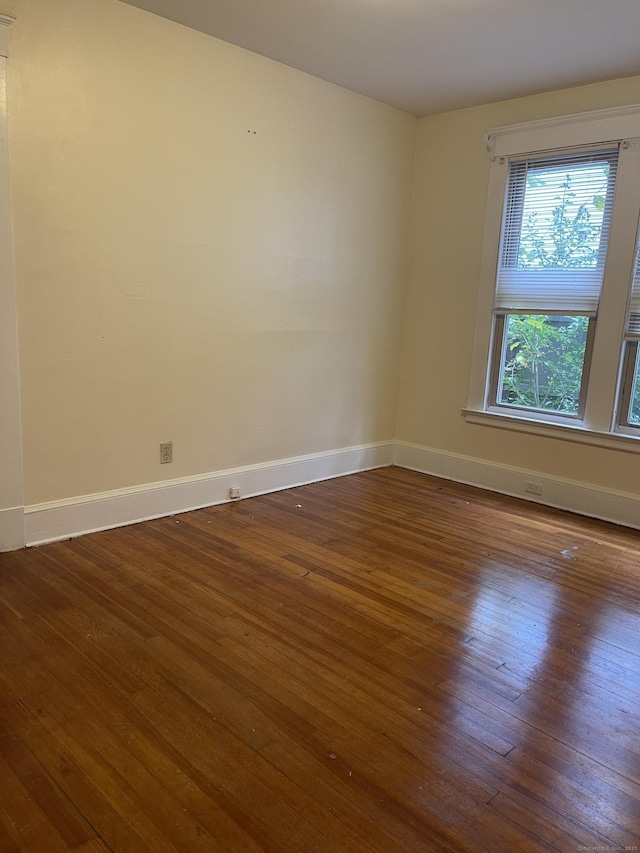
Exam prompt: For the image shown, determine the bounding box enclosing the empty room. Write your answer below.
[1,0,639,850]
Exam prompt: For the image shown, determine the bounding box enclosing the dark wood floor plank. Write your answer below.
[1,467,639,852]
[2,668,259,852]
[0,749,70,853]
[488,790,592,853]
[0,731,99,850]
[71,841,114,853]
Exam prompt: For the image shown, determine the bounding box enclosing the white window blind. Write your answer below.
[494,149,618,314]
[626,237,640,337]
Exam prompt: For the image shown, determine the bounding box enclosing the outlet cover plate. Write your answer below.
[524,481,543,496]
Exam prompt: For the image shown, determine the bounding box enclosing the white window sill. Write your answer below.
[462,407,640,454]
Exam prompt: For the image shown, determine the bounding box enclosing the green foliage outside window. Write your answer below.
[500,315,588,414]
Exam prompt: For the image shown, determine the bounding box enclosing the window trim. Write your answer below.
[465,104,640,451]
[462,407,640,453]
[484,104,640,160]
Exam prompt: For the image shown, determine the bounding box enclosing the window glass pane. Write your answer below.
[514,159,612,271]
[628,349,640,426]
[498,314,589,416]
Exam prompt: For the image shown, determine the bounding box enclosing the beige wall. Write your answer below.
[7,0,416,505]
[396,75,640,495]
[8,0,640,516]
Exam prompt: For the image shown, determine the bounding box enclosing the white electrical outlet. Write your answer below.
[524,481,543,496]
[229,486,241,499]
[160,441,173,464]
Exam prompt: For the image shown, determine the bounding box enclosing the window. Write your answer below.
[465,106,640,450]
[618,236,640,431]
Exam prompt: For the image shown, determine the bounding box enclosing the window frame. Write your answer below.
[617,341,639,431]
[464,105,640,452]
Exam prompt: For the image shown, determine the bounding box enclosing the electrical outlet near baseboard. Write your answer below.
[160,442,173,464]
[229,486,241,499]
[524,480,543,496]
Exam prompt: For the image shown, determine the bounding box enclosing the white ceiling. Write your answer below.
[120,0,640,117]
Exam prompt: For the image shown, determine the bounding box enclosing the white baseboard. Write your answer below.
[12,438,640,550]
[0,506,25,552]
[393,440,640,530]
[24,442,394,547]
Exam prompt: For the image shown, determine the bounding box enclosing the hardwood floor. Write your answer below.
[1,466,639,852]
